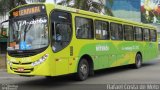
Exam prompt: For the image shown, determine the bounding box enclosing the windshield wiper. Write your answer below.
[24,23,32,41]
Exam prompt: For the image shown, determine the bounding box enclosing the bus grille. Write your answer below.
[11,67,34,73]
[10,61,33,73]
[12,62,32,65]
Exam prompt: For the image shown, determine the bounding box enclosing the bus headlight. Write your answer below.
[31,54,49,66]
[7,60,12,66]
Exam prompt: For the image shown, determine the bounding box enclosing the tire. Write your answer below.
[76,58,89,81]
[134,54,142,69]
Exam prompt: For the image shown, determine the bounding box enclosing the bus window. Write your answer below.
[110,23,123,40]
[135,27,143,41]
[124,25,134,41]
[150,30,157,42]
[143,28,150,41]
[51,11,72,52]
[75,17,93,39]
[95,20,109,40]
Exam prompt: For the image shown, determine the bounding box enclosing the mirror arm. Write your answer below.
[0,19,9,25]
[0,19,9,28]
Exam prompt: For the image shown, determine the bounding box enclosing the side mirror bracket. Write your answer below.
[0,20,9,37]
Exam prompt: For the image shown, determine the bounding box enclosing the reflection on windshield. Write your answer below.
[8,16,48,51]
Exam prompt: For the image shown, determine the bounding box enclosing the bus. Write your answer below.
[7,3,158,81]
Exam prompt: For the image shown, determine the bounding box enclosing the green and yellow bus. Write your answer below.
[7,3,158,80]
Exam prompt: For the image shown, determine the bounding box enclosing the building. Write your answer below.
[106,0,160,40]
[106,0,141,22]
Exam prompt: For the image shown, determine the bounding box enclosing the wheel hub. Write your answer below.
[80,64,88,76]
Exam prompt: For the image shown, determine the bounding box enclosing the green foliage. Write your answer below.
[57,0,103,13]
[57,0,113,15]
[0,0,26,15]
[105,0,113,16]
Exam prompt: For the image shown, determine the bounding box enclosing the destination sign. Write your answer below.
[10,5,46,17]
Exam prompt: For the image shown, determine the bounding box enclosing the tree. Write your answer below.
[105,0,113,16]
[57,0,113,15]
[57,0,104,13]
[0,0,26,15]
[25,0,46,4]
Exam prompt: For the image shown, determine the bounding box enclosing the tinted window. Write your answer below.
[51,11,71,23]
[95,20,109,40]
[51,11,72,52]
[150,30,157,42]
[110,23,123,40]
[124,25,134,41]
[135,27,143,41]
[143,28,150,41]
[75,17,93,39]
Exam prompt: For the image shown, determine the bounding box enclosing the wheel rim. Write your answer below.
[80,63,88,77]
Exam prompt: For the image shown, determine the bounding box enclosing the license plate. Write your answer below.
[17,67,24,72]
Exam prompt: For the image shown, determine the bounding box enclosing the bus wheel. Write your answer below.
[76,58,89,81]
[135,54,142,69]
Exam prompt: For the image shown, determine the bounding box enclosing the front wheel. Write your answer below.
[76,58,89,81]
[134,54,142,69]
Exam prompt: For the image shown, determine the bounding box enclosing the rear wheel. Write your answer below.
[134,54,142,69]
[76,58,89,81]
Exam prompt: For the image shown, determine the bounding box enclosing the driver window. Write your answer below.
[51,11,72,52]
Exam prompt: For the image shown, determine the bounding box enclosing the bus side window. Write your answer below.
[150,30,157,42]
[124,25,134,41]
[110,23,123,40]
[135,27,143,41]
[76,27,82,38]
[143,28,150,41]
[75,17,93,39]
[95,20,109,40]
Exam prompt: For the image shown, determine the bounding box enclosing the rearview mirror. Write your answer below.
[0,23,2,30]
[0,20,9,37]
[0,23,3,36]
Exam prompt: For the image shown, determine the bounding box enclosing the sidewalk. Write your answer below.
[0,54,6,69]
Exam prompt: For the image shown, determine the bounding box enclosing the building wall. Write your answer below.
[105,0,160,37]
[106,0,141,22]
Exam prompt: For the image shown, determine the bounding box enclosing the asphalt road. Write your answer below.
[0,59,160,90]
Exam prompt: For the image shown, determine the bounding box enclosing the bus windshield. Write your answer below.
[8,15,48,51]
